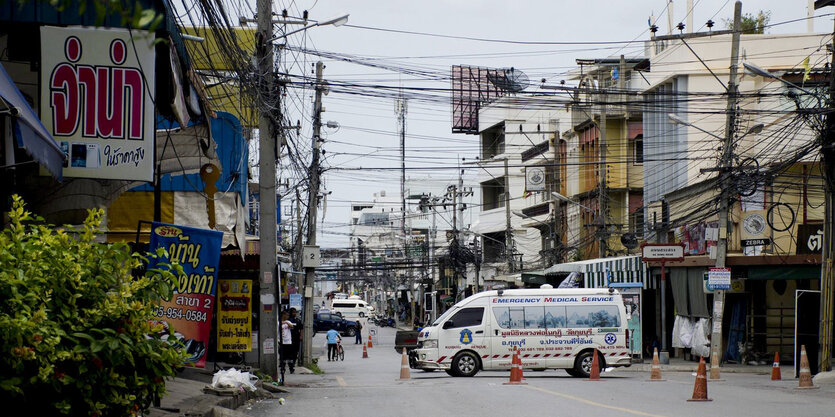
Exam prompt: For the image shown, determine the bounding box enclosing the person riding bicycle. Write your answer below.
[326,328,341,361]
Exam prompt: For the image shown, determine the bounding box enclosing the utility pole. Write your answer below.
[302,61,325,365]
[256,0,278,379]
[710,0,742,380]
[598,70,608,259]
[818,0,835,374]
[504,158,514,272]
[396,96,414,327]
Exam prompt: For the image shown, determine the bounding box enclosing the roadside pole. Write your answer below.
[256,0,278,379]
[302,61,325,365]
[710,0,742,379]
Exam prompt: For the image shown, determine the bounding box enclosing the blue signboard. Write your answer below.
[148,222,224,368]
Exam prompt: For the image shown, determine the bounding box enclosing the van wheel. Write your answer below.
[573,350,604,378]
[358,312,365,318]
[451,352,480,377]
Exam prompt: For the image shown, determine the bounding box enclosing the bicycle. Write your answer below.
[337,338,345,361]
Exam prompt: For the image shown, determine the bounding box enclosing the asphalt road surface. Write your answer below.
[244,323,835,417]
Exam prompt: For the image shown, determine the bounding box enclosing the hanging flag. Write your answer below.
[611,67,619,82]
[802,57,811,82]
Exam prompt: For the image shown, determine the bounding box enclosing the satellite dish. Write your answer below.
[488,67,530,93]
[621,233,639,250]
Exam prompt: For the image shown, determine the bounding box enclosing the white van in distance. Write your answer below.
[331,297,372,319]
[413,285,631,377]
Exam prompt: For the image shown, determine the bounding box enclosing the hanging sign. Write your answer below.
[525,166,546,192]
[217,279,252,352]
[149,222,223,368]
[40,26,156,181]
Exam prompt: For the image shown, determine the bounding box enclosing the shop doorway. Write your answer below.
[794,290,820,376]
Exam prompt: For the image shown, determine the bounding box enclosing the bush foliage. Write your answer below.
[0,196,184,416]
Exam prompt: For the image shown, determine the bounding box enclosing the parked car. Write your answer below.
[313,312,358,337]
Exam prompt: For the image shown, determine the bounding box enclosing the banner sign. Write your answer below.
[797,224,824,254]
[217,279,252,352]
[525,166,546,192]
[40,26,156,181]
[620,288,642,358]
[149,222,223,367]
[708,267,731,290]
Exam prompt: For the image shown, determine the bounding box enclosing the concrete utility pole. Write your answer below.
[818,0,835,374]
[710,0,742,379]
[504,158,514,271]
[598,69,608,259]
[302,61,325,365]
[395,97,414,327]
[256,0,278,378]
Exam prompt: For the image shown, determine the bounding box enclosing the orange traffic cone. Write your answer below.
[362,342,369,359]
[771,352,781,381]
[687,357,712,402]
[503,348,526,385]
[708,350,723,381]
[588,348,601,381]
[649,347,665,381]
[398,348,410,380]
[516,347,526,380]
[368,333,373,348]
[796,345,819,389]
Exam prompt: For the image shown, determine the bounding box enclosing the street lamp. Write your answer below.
[668,113,764,139]
[743,62,817,96]
[267,14,349,42]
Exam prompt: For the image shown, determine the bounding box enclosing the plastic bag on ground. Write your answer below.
[211,368,259,391]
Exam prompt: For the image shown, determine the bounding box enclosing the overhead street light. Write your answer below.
[551,192,595,213]
[668,113,764,139]
[267,14,349,42]
[743,62,819,98]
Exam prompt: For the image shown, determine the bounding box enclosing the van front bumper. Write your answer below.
[413,348,450,370]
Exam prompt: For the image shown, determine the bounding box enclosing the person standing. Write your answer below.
[278,311,294,383]
[355,320,363,344]
[326,328,340,361]
[288,308,302,370]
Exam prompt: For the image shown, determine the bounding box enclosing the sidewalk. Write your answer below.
[617,356,773,374]
[145,366,274,417]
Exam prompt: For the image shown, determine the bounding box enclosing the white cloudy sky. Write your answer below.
[238,0,826,248]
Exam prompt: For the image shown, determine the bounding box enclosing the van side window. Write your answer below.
[565,305,620,328]
[447,307,484,328]
[492,307,546,329]
[544,306,566,328]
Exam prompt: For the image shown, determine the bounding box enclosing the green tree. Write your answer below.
[0,196,185,416]
[724,10,771,34]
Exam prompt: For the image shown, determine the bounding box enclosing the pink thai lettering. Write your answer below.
[76,66,97,137]
[48,36,145,141]
[96,67,124,138]
[50,63,80,136]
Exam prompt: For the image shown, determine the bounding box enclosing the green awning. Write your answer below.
[747,265,820,280]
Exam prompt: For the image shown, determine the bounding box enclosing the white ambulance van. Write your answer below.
[413,285,631,377]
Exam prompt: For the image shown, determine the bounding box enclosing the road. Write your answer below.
[245,324,835,417]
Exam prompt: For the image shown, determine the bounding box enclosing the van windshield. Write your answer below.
[431,307,457,327]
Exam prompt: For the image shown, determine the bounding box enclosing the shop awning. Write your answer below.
[747,265,820,280]
[544,255,651,289]
[0,62,64,179]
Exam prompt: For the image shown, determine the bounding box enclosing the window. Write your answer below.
[492,306,546,329]
[544,306,566,328]
[481,178,506,211]
[565,305,620,328]
[447,307,484,328]
[481,122,505,159]
[634,135,644,164]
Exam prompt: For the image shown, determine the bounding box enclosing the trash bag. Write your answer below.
[690,318,711,359]
[211,368,259,391]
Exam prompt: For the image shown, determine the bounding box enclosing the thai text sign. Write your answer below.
[641,243,684,261]
[40,26,155,181]
[708,267,731,290]
[149,222,223,368]
[217,279,253,352]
